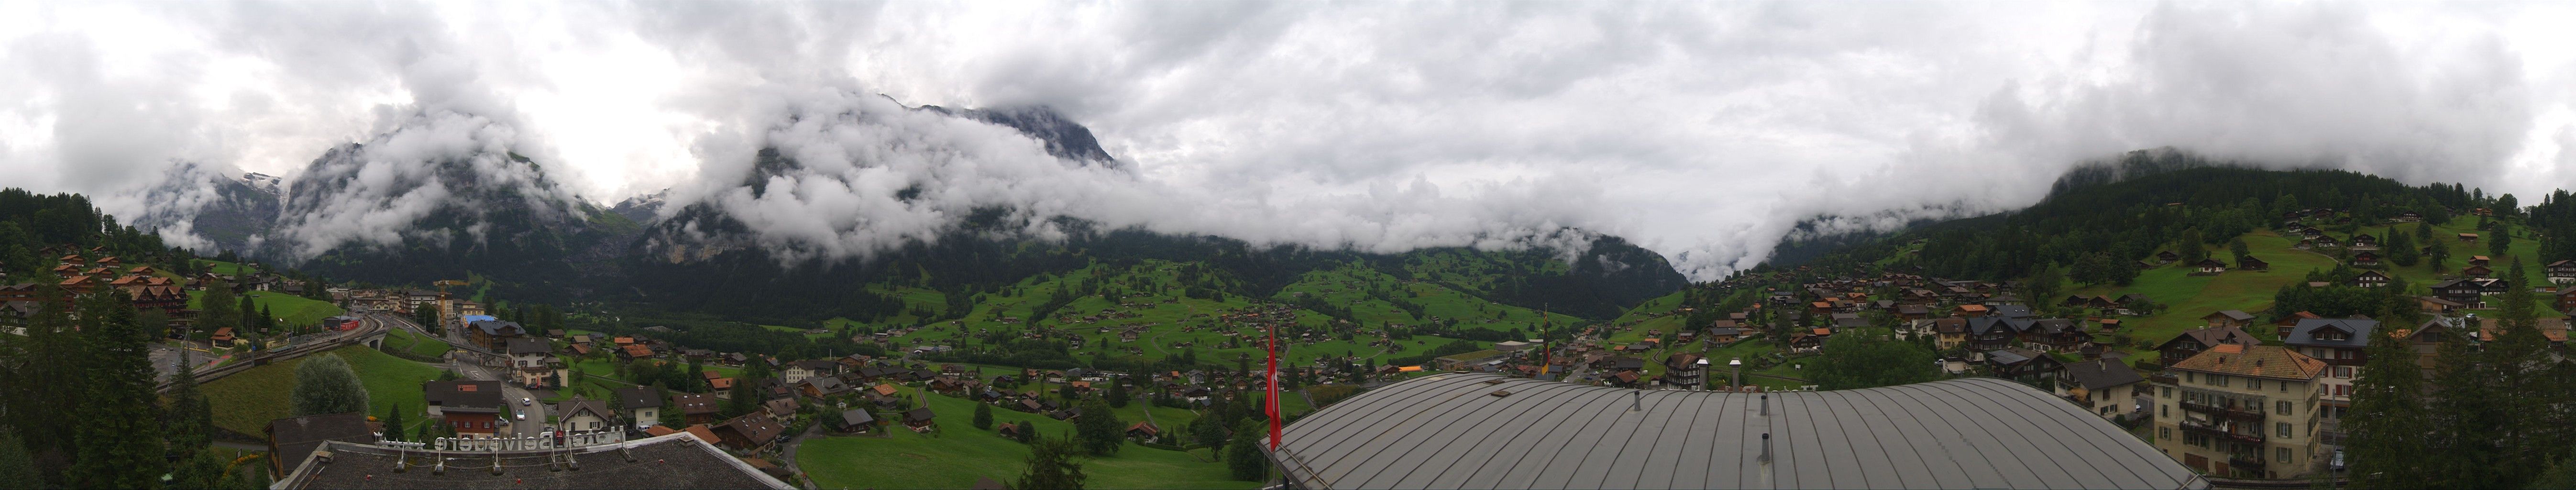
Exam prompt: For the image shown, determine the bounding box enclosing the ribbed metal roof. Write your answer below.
[1271,373,2206,490]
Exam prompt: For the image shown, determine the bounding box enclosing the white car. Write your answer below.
[521,397,532,406]
[516,412,528,421]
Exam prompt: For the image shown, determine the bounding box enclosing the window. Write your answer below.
[2187,372,2197,383]
[2161,405,2169,418]
[2248,379,2263,390]
[2212,375,2229,387]
[2277,423,2292,438]
[2162,387,2174,398]
[2160,427,2172,440]
[2277,401,2291,415]
[2278,447,2292,463]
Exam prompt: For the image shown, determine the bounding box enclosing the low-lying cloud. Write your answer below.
[3,2,2573,279]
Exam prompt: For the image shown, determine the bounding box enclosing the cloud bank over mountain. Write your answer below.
[3,2,2573,279]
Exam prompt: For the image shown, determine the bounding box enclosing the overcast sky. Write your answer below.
[3,1,2573,279]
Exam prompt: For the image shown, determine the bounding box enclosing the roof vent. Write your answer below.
[1761,394,1770,416]
[1484,379,1507,385]
[1489,390,1511,398]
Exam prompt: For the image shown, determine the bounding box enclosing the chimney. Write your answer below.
[1631,391,1643,412]
[1760,433,1772,463]
[1760,394,1769,416]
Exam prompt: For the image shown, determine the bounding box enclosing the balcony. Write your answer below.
[2180,420,2266,444]
[2179,401,2267,422]
[2230,455,2267,468]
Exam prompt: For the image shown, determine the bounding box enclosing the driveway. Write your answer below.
[777,421,825,488]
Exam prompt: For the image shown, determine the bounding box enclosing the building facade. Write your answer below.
[2151,344,2331,479]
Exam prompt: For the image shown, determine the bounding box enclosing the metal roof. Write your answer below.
[1271,373,2206,490]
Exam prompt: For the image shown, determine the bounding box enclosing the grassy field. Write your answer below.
[797,384,1255,490]
[202,345,446,436]
[198,259,254,277]
[385,327,452,358]
[864,259,1503,369]
[187,290,349,328]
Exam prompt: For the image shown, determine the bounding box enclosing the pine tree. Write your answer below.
[68,290,166,489]
[0,434,38,490]
[1107,377,1130,408]
[973,401,994,431]
[2428,330,2504,488]
[383,404,407,443]
[2344,330,2432,488]
[2486,258,2558,486]
[165,356,214,458]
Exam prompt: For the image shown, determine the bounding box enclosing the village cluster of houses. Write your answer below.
[0,247,351,339]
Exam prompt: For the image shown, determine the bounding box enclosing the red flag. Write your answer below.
[1267,322,1282,450]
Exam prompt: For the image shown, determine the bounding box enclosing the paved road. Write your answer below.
[455,361,549,438]
[776,422,825,488]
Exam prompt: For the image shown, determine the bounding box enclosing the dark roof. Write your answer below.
[674,393,722,415]
[905,407,936,423]
[277,432,792,489]
[471,320,526,337]
[424,380,504,412]
[616,386,663,410]
[1990,305,2034,319]
[2161,326,2258,352]
[266,412,376,472]
[1985,347,2040,366]
[506,337,554,355]
[1272,373,2204,490]
[716,412,788,446]
[2206,310,2255,322]
[2062,359,2145,391]
[838,409,876,426]
[557,397,613,422]
[2286,318,2380,348]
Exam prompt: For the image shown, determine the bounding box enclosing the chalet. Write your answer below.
[2193,258,2227,274]
[904,407,936,429]
[57,275,95,296]
[2059,359,2146,420]
[1927,317,1969,350]
[265,412,377,477]
[2345,270,2390,289]
[557,397,615,433]
[2156,251,2180,264]
[2286,318,2377,366]
[765,398,799,419]
[1982,347,2064,386]
[621,344,656,360]
[1966,316,2032,351]
[2459,233,2479,244]
[2236,256,2268,271]
[2021,318,2088,352]
[2313,236,2340,248]
[2350,251,2380,267]
[2201,310,2255,329]
[2396,212,2422,222]
[2560,288,2576,314]
[801,377,851,399]
[1705,327,1742,345]
[1663,353,1706,387]
[467,320,527,351]
[2425,281,2485,314]
[2293,239,2313,250]
[423,380,504,438]
[505,338,564,388]
[2349,234,2378,250]
[2469,256,2491,267]
[2416,295,2466,314]
[2477,278,2512,295]
[2549,260,2576,284]
[814,408,872,437]
[712,412,788,452]
[673,393,722,425]
[1955,304,1990,317]
[616,386,665,428]
[1127,422,1160,441]
[210,327,237,347]
[2062,295,2092,307]
[2155,326,2257,368]
[2301,227,2324,238]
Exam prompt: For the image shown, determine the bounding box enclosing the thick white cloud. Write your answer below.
[2,2,2572,279]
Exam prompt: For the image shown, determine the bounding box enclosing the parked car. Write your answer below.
[521,397,532,406]
[516,412,528,421]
